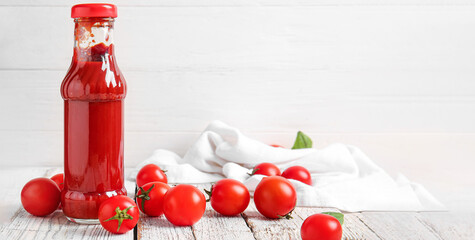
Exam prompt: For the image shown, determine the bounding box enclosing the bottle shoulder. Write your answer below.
[61,60,126,101]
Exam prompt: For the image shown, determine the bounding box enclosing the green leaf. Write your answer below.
[291,131,313,149]
[322,212,344,225]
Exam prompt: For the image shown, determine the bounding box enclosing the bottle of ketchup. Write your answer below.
[61,4,126,224]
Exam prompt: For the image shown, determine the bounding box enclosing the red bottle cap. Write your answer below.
[71,3,118,18]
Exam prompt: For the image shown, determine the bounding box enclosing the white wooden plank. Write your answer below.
[192,183,254,240]
[356,212,442,240]
[241,201,304,239]
[1,70,475,133]
[341,214,381,240]
[3,0,475,7]
[1,6,475,72]
[192,206,255,240]
[417,212,475,240]
[0,167,136,240]
[0,167,51,225]
[137,214,195,240]
[0,210,133,240]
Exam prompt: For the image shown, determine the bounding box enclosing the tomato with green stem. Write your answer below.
[254,176,296,219]
[136,164,167,187]
[136,182,170,216]
[249,162,281,176]
[205,179,250,216]
[98,196,139,234]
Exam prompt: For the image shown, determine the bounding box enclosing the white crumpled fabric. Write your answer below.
[130,121,444,212]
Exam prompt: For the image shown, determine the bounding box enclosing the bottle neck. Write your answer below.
[73,17,115,62]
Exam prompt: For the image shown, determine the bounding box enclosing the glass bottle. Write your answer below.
[60,4,126,224]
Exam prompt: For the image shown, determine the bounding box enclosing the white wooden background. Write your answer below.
[1,0,475,211]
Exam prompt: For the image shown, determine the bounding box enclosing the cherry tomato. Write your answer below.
[281,166,312,185]
[136,182,170,216]
[50,173,64,191]
[136,164,167,187]
[205,179,250,216]
[301,214,342,240]
[270,144,285,148]
[98,196,139,234]
[163,184,206,226]
[254,176,297,219]
[21,178,61,216]
[50,173,64,209]
[250,162,281,176]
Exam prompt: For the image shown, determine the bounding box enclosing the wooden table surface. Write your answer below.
[0,168,473,240]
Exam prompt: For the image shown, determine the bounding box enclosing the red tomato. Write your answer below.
[251,162,281,176]
[50,173,64,191]
[281,166,312,185]
[163,184,206,226]
[98,196,139,234]
[301,214,342,240]
[270,144,285,148]
[50,173,64,209]
[254,176,297,219]
[21,178,61,216]
[206,179,250,216]
[136,182,170,216]
[136,164,167,187]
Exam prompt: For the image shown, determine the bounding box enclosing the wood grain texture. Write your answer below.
[192,183,254,240]
[341,214,382,240]
[3,0,475,7]
[0,168,51,226]
[137,216,194,240]
[2,70,475,133]
[192,207,255,240]
[356,212,443,240]
[241,201,303,239]
[417,212,475,240]
[0,168,136,240]
[1,6,475,73]
[0,210,132,240]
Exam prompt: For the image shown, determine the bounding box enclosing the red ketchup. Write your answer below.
[60,4,126,223]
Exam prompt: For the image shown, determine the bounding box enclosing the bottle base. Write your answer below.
[66,217,100,225]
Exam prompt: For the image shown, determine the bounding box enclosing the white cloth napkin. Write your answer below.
[130,121,445,212]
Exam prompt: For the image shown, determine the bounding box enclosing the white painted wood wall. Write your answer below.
[1,0,475,209]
